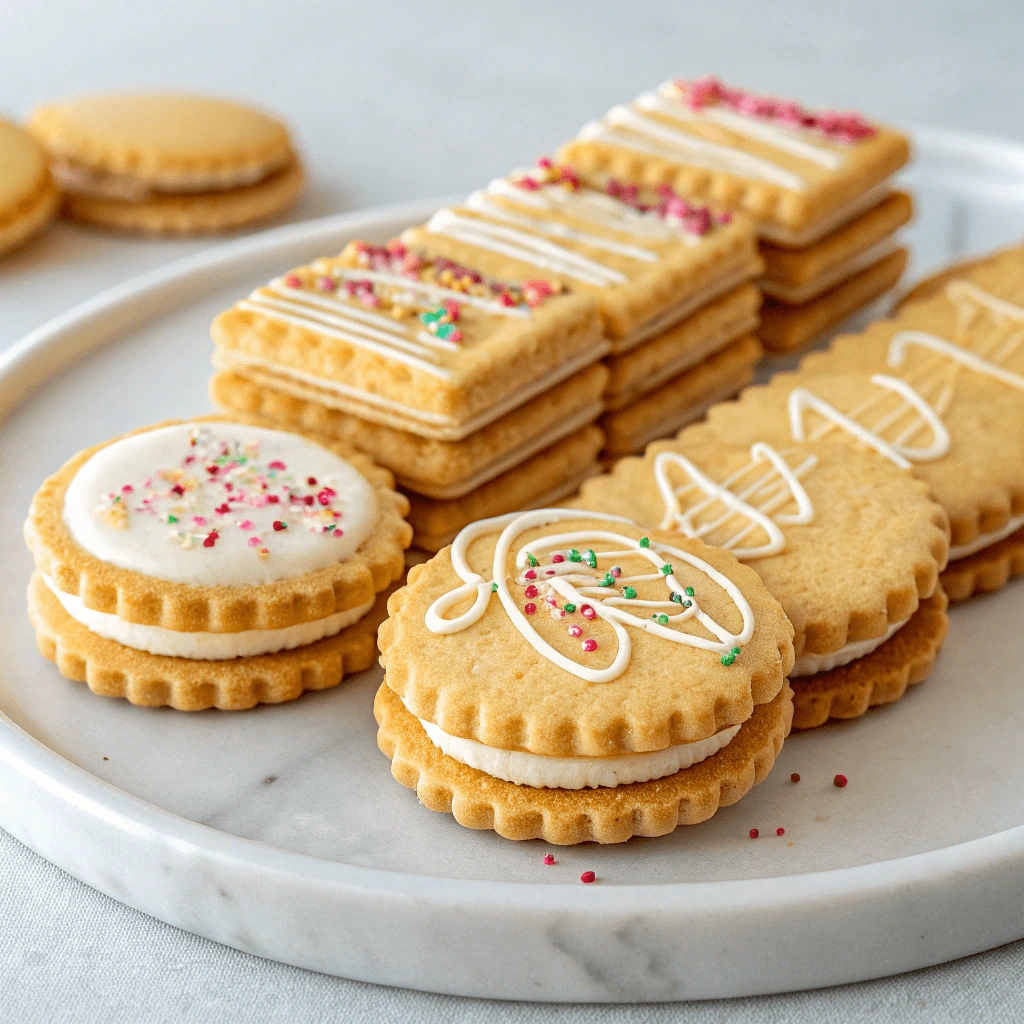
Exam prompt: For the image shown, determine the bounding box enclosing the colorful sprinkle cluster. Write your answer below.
[511,156,580,193]
[92,427,348,559]
[420,299,464,342]
[606,179,729,235]
[674,76,876,143]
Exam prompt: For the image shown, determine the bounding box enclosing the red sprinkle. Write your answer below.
[268,460,287,471]
[749,828,759,839]
[834,774,848,788]
[790,773,801,783]
[307,476,317,486]
[267,495,280,504]
[524,585,539,599]
[776,827,785,837]
[524,603,537,615]
[543,854,556,865]
[581,638,598,653]
[580,871,596,884]
[551,553,565,563]
[568,624,583,638]
[284,273,302,288]
[272,521,286,531]
[524,569,537,581]
[580,604,596,620]
[202,530,219,548]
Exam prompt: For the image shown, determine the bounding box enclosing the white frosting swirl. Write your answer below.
[63,423,377,586]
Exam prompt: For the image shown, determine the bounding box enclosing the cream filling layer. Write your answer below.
[790,617,909,677]
[950,513,1024,560]
[212,336,610,440]
[43,574,373,660]
[614,264,758,353]
[409,698,741,789]
[757,182,895,247]
[760,237,901,305]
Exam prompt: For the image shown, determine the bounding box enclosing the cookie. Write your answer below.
[574,435,948,729]
[211,240,605,439]
[210,362,607,500]
[405,425,604,552]
[558,77,910,246]
[0,118,59,257]
[759,190,913,303]
[791,249,1024,594]
[28,93,303,235]
[895,249,1011,311]
[24,416,412,709]
[604,283,761,410]
[376,508,794,843]
[940,525,1024,602]
[401,158,763,352]
[601,334,762,459]
[758,246,908,353]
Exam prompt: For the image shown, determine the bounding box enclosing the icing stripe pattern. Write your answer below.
[425,509,755,683]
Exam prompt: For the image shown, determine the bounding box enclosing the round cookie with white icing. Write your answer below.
[25,416,412,710]
[375,508,794,844]
[574,437,949,730]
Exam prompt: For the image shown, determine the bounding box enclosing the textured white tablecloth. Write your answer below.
[2,2,1023,1019]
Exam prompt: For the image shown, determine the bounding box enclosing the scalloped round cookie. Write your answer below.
[574,438,948,661]
[0,119,59,256]
[377,509,794,758]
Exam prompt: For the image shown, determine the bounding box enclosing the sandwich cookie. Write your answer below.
[0,119,59,257]
[376,508,794,844]
[575,435,949,729]
[28,93,304,235]
[25,417,411,710]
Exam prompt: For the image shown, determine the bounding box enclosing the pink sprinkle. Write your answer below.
[543,853,556,865]
[545,569,556,576]
[524,569,537,581]
[317,276,336,292]
[581,638,598,653]
[581,604,596,620]
[268,460,286,471]
[551,553,565,563]
[524,584,539,599]
[716,211,733,225]
[609,567,621,578]
[237,519,255,531]
[284,273,302,288]
[524,603,537,615]
[121,485,133,494]
[334,528,345,537]
[537,156,553,169]
[517,176,540,191]
[247,536,262,548]
[192,516,206,527]
[568,624,583,638]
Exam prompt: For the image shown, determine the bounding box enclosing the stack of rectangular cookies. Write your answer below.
[209,242,607,552]
[558,76,913,355]
[404,160,764,463]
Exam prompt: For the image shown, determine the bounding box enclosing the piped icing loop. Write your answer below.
[424,509,755,684]
[655,442,817,560]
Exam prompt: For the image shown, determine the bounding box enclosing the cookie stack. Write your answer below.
[209,244,608,551]
[0,119,59,257]
[558,76,912,355]
[401,160,765,462]
[25,417,411,710]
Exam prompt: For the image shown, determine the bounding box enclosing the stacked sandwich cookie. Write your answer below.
[209,241,607,551]
[400,160,764,462]
[574,435,949,729]
[0,119,59,257]
[376,509,794,843]
[558,76,912,354]
[28,93,304,235]
[25,417,411,710]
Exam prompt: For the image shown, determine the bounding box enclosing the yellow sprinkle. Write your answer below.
[390,304,409,320]
[438,270,455,286]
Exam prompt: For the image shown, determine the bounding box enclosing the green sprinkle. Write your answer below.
[660,564,674,576]
[166,514,178,524]
[721,653,736,666]
[112,495,121,503]
[656,613,669,626]
[684,586,695,597]
[623,586,637,599]
[599,574,614,588]
[670,592,682,604]
[585,549,597,569]
[731,646,741,656]
[682,600,692,609]
[569,549,582,563]
[490,582,498,592]
[526,553,538,567]
[563,603,577,614]
[639,537,650,548]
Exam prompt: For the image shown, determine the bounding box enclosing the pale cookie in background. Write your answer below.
[28,93,304,235]
[574,437,949,728]
[25,416,411,710]
[376,508,794,844]
[0,118,59,257]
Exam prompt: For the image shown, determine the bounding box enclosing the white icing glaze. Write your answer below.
[425,509,755,684]
[656,443,816,560]
[43,574,373,659]
[791,617,909,677]
[949,513,1024,560]
[576,101,808,192]
[212,337,609,440]
[888,330,1024,393]
[63,423,377,587]
[410,696,741,789]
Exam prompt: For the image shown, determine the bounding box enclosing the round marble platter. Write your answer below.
[2,130,1024,1004]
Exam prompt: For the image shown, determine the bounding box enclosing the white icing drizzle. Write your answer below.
[576,102,808,192]
[425,509,755,684]
[888,331,1024,394]
[424,208,627,287]
[645,83,846,170]
[655,443,817,560]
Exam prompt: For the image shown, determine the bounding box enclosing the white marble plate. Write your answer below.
[2,132,1024,1003]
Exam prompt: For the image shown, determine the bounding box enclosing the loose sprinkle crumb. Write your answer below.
[790,773,800,783]
[543,854,556,866]
[776,827,785,837]
[580,871,596,884]
[834,774,848,788]
[749,828,759,839]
